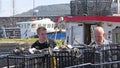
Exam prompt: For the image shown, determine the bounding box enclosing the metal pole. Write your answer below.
[0,0,1,12]
[13,0,15,17]
[75,0,77,15]
[33,0,35,17]
[118,0,120,14]
[12,0,15,26]
[86,0,87,15]
[96,0,97,15]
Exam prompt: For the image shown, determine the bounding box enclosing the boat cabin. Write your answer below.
[17,18,56,38]
[55,16,120,46]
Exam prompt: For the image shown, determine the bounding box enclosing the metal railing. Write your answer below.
[0,44,120,68]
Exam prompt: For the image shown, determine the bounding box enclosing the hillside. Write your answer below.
[16,3,70,16]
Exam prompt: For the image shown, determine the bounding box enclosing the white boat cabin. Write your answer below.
[55,16,120,46]
[17,18,56,38]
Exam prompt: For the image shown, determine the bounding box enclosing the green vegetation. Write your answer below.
[55,39,65,46]
[0,38,65,46]
[0,38,37,43]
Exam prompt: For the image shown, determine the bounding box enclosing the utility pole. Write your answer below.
[13,0,15,17]
[95,0,97,15]
[33,0,35,17]
[75,0,78,15]
[12,0,15,26]
[33,0,39,19]
[85,0,87,15]
[118,0,120,14]
[0,0,1,12]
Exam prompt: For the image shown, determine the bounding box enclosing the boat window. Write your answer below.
[22,24,24,28]
[113,0,117,3]
[24,24,27,28]
[43,24,46,28]
[31,24,36,28]
[27,24,30,28]
[23,24,24,28]
[17,25,20,28]
[52,24,55,28]
[47,24,51,28]
[20,24,23,28]
[38,24,41,27]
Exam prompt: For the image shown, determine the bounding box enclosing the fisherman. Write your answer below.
[89,26,112,50]
[31,26,56,50]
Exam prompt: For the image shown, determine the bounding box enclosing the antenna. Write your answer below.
[118,0,120,14]
[13,0,15,17]
[33,0,35,17]
[12,0,15,26]
[0,0,1,12]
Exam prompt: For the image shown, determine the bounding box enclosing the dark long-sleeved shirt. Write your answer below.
[31,39,56,50]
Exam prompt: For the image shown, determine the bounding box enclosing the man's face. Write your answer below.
[38,30,47,40]
[94,31,104,44]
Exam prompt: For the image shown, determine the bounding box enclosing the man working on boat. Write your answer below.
[89,26,113,68]
[89,26,112,50]
[31,26,56,50]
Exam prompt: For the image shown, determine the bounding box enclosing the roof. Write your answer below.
[17,18,55,24]
[54,16,120,23]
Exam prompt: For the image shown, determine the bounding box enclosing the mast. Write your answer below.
[33,0,35,17]
[118,0,120,14]
[13,0,15,17]
[12,0,15,26]
[0,0,1,12]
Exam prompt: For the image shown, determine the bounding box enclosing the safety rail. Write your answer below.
[0,44,120,68]
[65,60,120,68]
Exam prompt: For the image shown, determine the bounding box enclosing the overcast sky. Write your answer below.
[0,0,70,17]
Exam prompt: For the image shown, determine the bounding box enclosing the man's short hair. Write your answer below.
[94,26,105,34]
[37,26,46,34]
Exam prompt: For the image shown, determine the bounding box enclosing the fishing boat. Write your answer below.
[17,18,66,39]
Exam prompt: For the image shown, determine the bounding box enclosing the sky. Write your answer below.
[0,0,71,17]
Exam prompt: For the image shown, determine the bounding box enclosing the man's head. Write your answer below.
[94,26,105,44]
[37,26,47,42]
